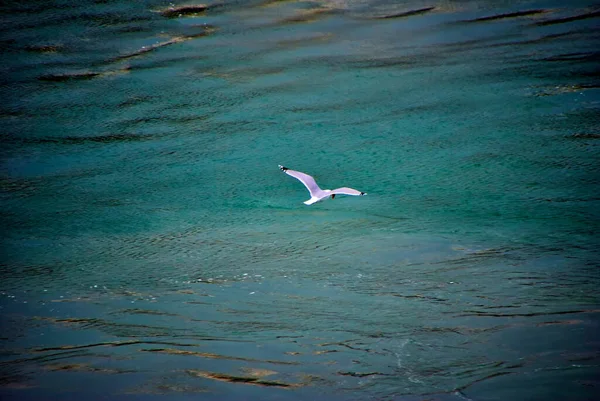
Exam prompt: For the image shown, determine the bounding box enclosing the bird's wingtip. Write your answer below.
[360,192,366,196]
[279,165,288,171]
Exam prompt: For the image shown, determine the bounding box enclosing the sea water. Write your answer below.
[1,0,599,400]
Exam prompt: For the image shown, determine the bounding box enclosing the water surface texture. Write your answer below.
[1,0,599,400]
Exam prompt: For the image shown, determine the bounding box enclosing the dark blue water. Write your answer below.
[1,1,599,400]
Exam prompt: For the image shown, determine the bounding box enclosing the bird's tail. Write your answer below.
[303,197,319,205]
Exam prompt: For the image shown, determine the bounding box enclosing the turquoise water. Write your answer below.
[1,0,599,399]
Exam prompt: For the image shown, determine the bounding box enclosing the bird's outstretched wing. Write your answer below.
[279,165,322,196]
[331,187,366,196]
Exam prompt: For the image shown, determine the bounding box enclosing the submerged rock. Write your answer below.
[38,67,130,82]
[25,44,64,53]
[186,370,297,388]
[44,363,135,374]
[534,9,600,26]
[463,9,547,23]
[338,371,382,377]
[113,27,215,62]
[372,6,435,19]
[158,4,209,18]
[141,347,299,365]
[239,367,278,378]
[38,71,101,81]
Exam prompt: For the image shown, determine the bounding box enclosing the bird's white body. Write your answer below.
[279,165,366,205]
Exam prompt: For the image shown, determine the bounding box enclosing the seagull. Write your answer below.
[279,165,366,205]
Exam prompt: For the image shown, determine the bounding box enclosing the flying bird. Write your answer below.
[279,165,366,205]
